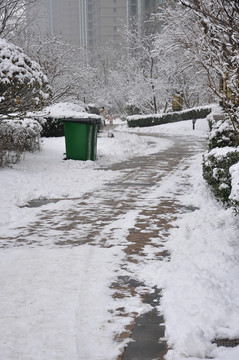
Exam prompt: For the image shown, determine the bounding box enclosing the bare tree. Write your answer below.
[0,0,36,39]
[121,16,161,114]
[155,1,215,110]
[18,32,85,102]
[180,0,239,134]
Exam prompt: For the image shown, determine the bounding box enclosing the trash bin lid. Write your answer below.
[61,117,101,125]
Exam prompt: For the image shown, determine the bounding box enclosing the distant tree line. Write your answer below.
[0,0,238,134]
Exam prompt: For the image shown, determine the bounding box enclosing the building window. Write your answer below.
[131,5,136,15]
[113,0,116,3]
[131,0,136,4]
[114,26,117,31]
[145,0,150,9]
[114,7,117,13]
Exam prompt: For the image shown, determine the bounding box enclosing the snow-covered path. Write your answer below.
[0,130,204,359]
[1,133,205,249]
[1,122,239,360]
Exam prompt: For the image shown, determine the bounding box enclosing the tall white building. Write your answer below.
[27,0,163,49]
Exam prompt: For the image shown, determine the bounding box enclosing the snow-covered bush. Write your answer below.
[38,117,64,138]
[0,38,51,116]
[203,114,239,209]
[0,118,42,167]
[207,114,239,150]
[230,162,239,209]
[34,102,93,138]
[203,148,239,206]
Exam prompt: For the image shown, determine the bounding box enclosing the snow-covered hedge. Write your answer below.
[38,117,64,138]
[203,147,239,207]
[33,102,100,137]
[0,38,51,116]
[230,161,239,206]
[127,106,211,128]
[207,113,239,150]
[203,112,239,209]
[0,118,42,167]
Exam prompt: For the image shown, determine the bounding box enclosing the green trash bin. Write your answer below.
[62,117,101,161]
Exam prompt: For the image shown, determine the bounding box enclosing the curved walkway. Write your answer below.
[1,131,207,359]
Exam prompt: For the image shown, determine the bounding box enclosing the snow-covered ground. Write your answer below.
[0,117,239,360]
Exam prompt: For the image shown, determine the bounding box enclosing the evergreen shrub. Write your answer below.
[203,112,239,209]
[38,117,64,137]
[207,115,239,150]
[202,149,239,206]
[0,38,51,117]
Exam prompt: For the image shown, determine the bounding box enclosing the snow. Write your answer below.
[32,101,101,120]
[0,38,48,87]
[0,129,170,210]
[158,198,239,359]
[119,115,210,137]
[206,146,239,158]
[132,152,239,360]
[0,38,50,111]
[0,246,122,360]
[0,117,239,360]
[203,146,239,202]
[127,105,212,121]
[230,162,239,202]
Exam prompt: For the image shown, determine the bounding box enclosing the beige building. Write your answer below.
[93,0,127,48]
[28,0,163,49]
[93,0,163,48]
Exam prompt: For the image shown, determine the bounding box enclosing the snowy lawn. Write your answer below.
[0,117,239,360]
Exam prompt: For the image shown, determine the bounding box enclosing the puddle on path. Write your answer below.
[123,287,167,360]
[24,198,59,208]
[111,276,168,360]
[108,182,156,187]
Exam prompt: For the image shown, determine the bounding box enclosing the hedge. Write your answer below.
[38,117,64,137]
[127,107,212,128]
[202,149,239,207]
[207,115,239,150]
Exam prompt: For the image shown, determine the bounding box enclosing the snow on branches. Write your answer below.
[0,38,51,116]
[180,0,239,134]
[0,0,37,38]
